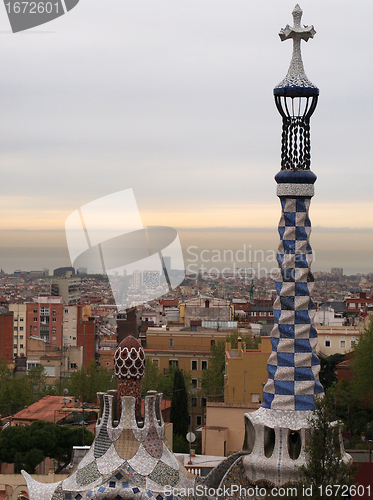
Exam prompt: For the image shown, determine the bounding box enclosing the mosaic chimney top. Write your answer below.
[115,335,145,422]
[114,336,145,380]
[22,337,200,500]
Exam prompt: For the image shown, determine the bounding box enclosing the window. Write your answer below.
[196,415,202,426]
[325,340,331,348]
[20,344,23,348]
[40,307,49,315]
[70,363,78,369]
[52,318,56,322]
[33,326,37,331]
[33,308,37,313]
[19,326,23,331]
[192,397,198,407]
[27,362,40,370]
[13,344,17,348]
[251,393,260,403]
[169,359,178,367]
[192,360,197,370]
[44,365,56,377]
[20,317,23,322]
[205,300,210,308]
[52,309,56,315]
[340,340,346,348]
[201,397,207,407]
[33,317,37,322]
[211,340,215,347]
[20,335,23,340]
[201,360,208,370]
[169,339,174,347]
[14,327,18,331]
[64,309,69,314]
[152,359,159,368]
[192,378,198,389]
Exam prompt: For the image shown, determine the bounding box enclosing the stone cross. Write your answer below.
[280,4,316,82]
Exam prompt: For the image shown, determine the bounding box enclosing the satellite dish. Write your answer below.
[63,388,69,395]
[186,432,196,443]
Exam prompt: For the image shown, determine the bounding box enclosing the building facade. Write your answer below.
[9,303,27,359]
[26,296,64,347]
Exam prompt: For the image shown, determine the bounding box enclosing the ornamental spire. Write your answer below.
[274,4,318,97]
[274,5,319,170]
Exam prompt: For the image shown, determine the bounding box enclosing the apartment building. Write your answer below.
[26,296,64,347]
[145,325,229,428]
[9,303,27,358]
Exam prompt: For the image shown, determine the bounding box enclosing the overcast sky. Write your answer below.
[0,0,372,275]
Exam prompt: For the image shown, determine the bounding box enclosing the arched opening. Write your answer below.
[17,491,29,500]
[243,416,256,453]
[288,430,301,459]
[264,426,276,458]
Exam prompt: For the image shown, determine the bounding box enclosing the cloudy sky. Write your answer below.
[0,0,372,275]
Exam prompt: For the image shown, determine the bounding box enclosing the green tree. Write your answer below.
[0,374,34,418]
[200,340,225,401]
[298,395,354,498]
[332,378,361,443]
[170,367,189,438]
[0,420,94,474]
[319,353,344,390]
[142,359,160,395]
[65,360,116,403]
[225,331,259,350]
[172,433,190,453]
[28,364,48,400]
[352,316,373,404]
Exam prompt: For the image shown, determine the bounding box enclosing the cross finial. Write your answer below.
[279,4,316,44]
[274,5,318,96]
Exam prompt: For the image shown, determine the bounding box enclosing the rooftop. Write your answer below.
[11,395,74,423]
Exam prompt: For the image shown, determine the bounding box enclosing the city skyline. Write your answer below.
[0,1,372,273]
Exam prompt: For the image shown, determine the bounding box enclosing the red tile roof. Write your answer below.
[160,299,179,307]
[11,395,71,423]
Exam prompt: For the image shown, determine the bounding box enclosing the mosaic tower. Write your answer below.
[238,5,350,487]
[262,3,324,412]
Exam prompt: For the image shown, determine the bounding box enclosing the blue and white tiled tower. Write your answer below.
[264,4,323,411]
[241,5,336,487]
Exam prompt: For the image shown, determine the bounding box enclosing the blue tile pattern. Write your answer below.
[94,394,112,459]
[262,196,324,411]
